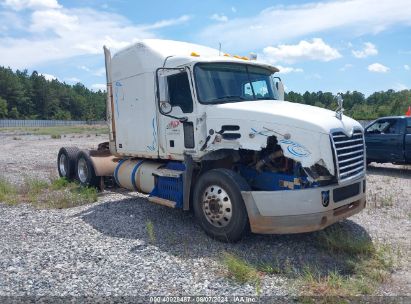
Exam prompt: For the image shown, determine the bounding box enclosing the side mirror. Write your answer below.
[273,77,284,100]
[158,75,172,114]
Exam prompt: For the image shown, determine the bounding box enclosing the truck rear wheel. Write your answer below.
[76,150,99,187]
[57,147,80,180]
[193,169,250,242]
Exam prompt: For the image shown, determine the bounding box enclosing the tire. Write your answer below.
[75,150,99,187]
[193,168,251,242]
[57,147,80,180]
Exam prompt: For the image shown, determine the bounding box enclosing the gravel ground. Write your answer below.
[0,132,410,297]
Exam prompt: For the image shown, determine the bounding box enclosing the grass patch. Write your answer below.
[0,178,18,204]
[0,124,108,136]
[0,177,98,209]
[146,220,156,244]
[297,225,394,297]
[222,252,261,293]
[250,224,395,298]
[316,225,374,255]
[299,243,393,297]
[368,190,395,209]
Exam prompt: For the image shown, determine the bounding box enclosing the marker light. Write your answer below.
[191,52,200,57]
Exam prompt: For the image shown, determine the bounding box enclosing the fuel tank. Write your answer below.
[114,159,163,193]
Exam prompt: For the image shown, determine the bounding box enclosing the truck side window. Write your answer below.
[366,119,397,134]
[167,72,193,113]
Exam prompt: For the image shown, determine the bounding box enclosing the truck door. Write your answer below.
[156,68,205,159]
[365,118,404,162]
[405,118,411,162]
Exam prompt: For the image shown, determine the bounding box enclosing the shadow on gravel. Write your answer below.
[77,195,373,277]
[367,164,411,179]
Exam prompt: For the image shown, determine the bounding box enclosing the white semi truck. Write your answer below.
[57,39,366,242]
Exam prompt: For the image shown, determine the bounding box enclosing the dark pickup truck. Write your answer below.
[365,116,411,164]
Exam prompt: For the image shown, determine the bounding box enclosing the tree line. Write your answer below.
[0,66,410,120]
[285,89,411,120]
[0,66,105,120]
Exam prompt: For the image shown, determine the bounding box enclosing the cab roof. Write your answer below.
[112,39,279,73]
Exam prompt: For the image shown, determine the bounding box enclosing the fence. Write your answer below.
[0,119,106,128]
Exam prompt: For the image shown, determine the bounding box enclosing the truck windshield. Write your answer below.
[194,63,277,104]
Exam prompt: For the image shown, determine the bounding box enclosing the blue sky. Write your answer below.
[1,0,410,96]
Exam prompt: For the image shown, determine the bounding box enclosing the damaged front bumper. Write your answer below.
[241,176,366,234]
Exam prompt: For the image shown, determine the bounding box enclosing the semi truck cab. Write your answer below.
[57,39,366,242]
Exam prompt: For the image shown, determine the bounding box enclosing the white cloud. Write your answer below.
[404,64,410,71]
[65,77,80,83]
[368,63,390,73]
[91,83,106,91]
[352,42,378,58]
[0,5,191,69]
[210,13,228,22]
[340,63,353,71]
[0,11,25,32]
[92,67,106,77]
[78,65,91,72]
[276,65,303,74]
[142,15,191,30]
[231,7,237,13]
[200,0,411,51]
[393,83,408,90]
[305,73,322,80]
[77,66,105,76]
[263,38,341,64]
[2,0,61,11]
[40,73,57,81]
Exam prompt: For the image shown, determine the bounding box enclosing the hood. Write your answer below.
[205,100,362,135]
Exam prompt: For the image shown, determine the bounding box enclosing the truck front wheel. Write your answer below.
[193,169,250,242]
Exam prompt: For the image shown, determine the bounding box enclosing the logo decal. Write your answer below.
[279,139,311,158]
[166,120,180,129]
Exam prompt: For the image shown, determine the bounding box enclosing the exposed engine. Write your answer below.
[236,136,334,191]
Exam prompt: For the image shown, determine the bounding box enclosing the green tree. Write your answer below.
[0,97,7,118]
[9,106,19,119]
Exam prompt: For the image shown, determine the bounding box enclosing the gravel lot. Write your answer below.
[0,132,410,297]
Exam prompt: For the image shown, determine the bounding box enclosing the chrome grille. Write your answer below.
[331,129,365,181]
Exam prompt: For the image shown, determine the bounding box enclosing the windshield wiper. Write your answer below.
[212,95,246,102]
[256,97,276,100]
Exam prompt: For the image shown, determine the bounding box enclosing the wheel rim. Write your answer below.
[59,154,68,177]
[202,185,233,227]
[77,157,89,183]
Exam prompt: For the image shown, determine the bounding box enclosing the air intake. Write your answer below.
[330,129,365,182]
